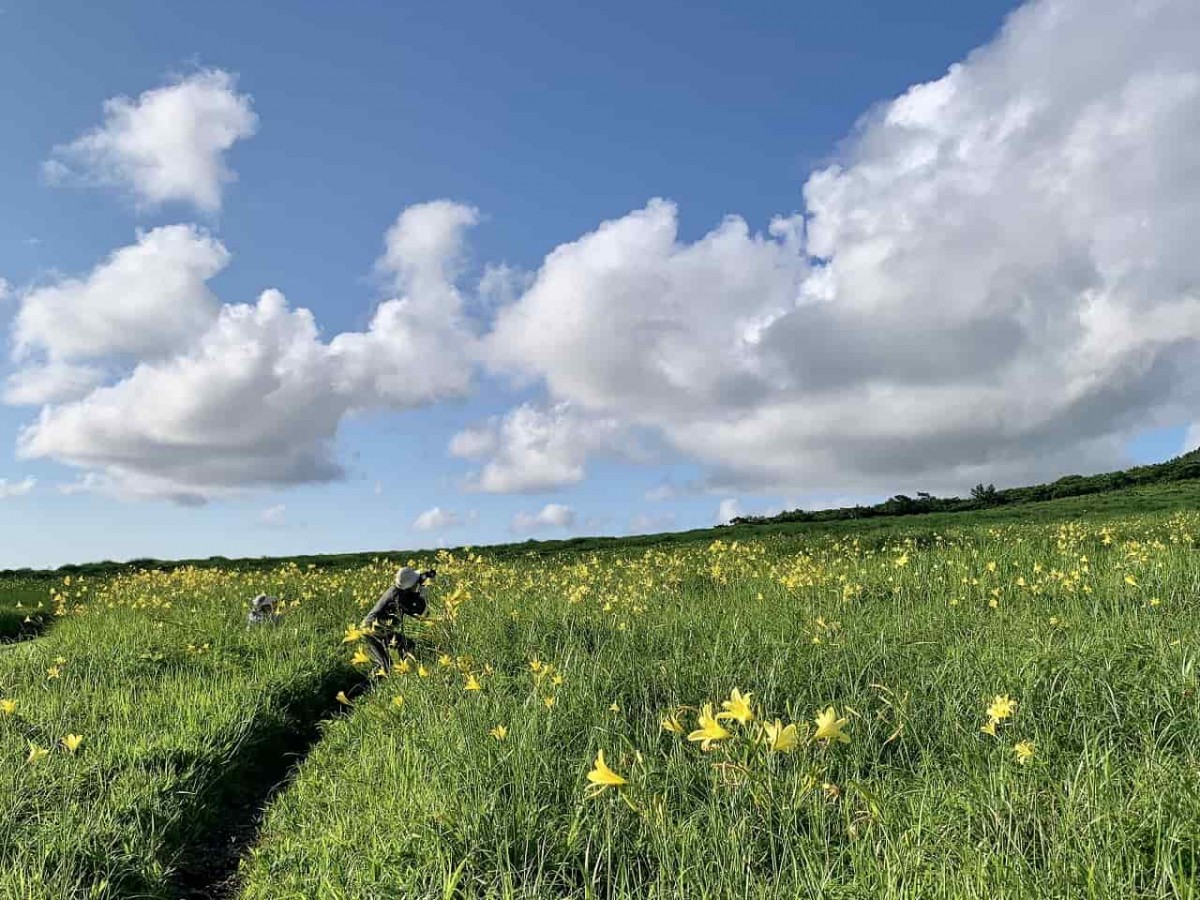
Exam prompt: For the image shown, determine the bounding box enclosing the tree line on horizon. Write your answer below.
[730,448,1200,526]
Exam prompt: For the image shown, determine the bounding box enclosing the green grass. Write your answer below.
[239,514,1200,899]
[0,563,387,899]
[5,507,1200,898]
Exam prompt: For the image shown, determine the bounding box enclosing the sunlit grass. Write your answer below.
[3,515,1200,898]
[0,563,383,898]
[241,515,1200,899]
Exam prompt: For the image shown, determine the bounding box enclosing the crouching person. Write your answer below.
[361,566,436,673]
[248,594,282,625]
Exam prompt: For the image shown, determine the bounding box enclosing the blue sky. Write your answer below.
[0,0,1196,569]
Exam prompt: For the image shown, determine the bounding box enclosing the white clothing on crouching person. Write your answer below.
[248,594,282,625]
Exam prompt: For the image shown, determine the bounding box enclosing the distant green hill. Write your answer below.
[730,448,1200,526]
[4,449,1199,579]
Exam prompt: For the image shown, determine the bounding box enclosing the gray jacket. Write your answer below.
[362,583,427,631]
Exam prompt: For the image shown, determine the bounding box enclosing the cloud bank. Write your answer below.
[9,203,480,502]
[481,0,1200,495]
[511,503,576,533]
[13,0,1200,508]
[412,506,462,532]
[449,402,632,493]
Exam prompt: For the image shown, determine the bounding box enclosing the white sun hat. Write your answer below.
[395,567,421,590]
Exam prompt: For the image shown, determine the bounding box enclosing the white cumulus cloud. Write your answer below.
[17,291,349,499]
[4,363,107,406]
[487,199,806,418]
[0,477,35,499]
[259,504,286,526]
[412,506,462,531]
[484,0,1200,496]
[716,498,743,524]
[449,402,632,493]
[511,502,576,533]
[45,69,258,213]
[1182,424,1200,456]
[644,481,680,502]
[475,263,533,315]
[12,224,228,364]
[331,201,479,407]
[9,202,480,502]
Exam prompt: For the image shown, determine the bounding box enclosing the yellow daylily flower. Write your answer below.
[438,654,454,668]
[584,749,627,797]
[417,665,429,678]
[813,706,850,744]
[350,649,371,666]
[62,734,83,754]
[542,696,556,709]
[341,625,365,644]
[717,688,754,724]
[661,714,684,735]
[391,695,405,708]
[335,690,352,706]
[0,699,15,716]
[688,703,731,750]
[464,674,483,692]
[980,719,998,736]
[46,667,61,680]
[1014,740,1036,764]
[761,718,799,753]
[489,724,508,741]
[987,695,1016,722]
[27,743,49,765]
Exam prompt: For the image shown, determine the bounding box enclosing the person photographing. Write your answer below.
[361,566,436,673]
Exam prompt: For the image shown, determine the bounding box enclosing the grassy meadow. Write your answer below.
[3,502,1200,898]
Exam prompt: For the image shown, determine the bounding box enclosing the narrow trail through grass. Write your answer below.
[168,669,368,900]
